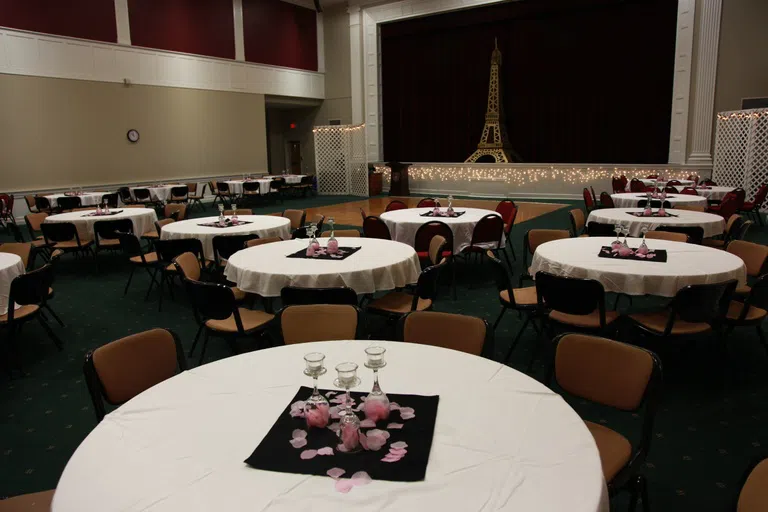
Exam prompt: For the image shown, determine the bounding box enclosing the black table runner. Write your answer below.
[197,219,253,228]
[419,210,465,218]
[286,246,362,261]
[627,211,678,218]
[81,210,123,217]
[598,246,668,262]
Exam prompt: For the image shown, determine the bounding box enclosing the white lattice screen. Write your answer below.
[313,124,369,196]
[713,109,768,209]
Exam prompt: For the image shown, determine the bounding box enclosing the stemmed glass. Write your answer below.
[334,362,361,452]
[303,353,330,428]
[446,195,455,215]
[637,227,649,255]
[363,346,390,422]
[306,224,319,256]
[218,203,225,224]
[327,217,339,254]
[621,224,630,249]
[231,203,238,223]
[612,225,622,249]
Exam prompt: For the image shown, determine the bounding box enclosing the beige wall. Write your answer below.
[0,74,268,192]
[267,107,320,174]
[715,0,768,114]
[316,5,352,125]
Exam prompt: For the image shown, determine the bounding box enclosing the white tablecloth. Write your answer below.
[380,207,505,253]
[610,193,708,209]
[530,236,746,297]
[160,215,292,260]
[694,186,734,201]
[225,179,273,195]
[52,340,609,512]
[130,185,179,203]
[45,192,107,208]
[283,174,307,185]
[224,238,421,297]
[587,208,725,238]
[624,179,695,191]
[44,208,158,240]
[0,253,24,316]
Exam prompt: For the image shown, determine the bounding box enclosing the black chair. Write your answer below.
[385,200,408,212]
[520,229,570,286]
[656,225,705,245]
[362,216,392,240]
[1,264,63,373]
[281,286,359,306]
[637,199,671,209]
[34,196,54,214]
[182,279,274,364]
[118,187,136,206]
[168,186,188,204]
[569,209,586,237]
[93,219,133,256]
[188,183,206,212]
[599,192,615,208]
[40,222,95,261]
[83,328,187,422]
[57,195,82,211]
[586,222,617,237]
[211,234,260,275]
[366,259,446,320]
[7,222,25,243]
[460,214,506,268]
[242,181,262,205]
[101,193,119,208]
[413,221,455,298]
[118,232,161,299]
[153,238,206,311]
[270,178,286,203]
[133,188,158,208]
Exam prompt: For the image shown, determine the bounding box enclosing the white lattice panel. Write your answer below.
[314,124,368,196]
[714,109,768,209]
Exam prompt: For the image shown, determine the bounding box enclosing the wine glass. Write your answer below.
[327,217,338,254]
[303,353,330,429]
[231,203,238,223]
[637,227,649,255]
[612,225,622,248]
[363,346,390,422]
[334,362,361,452]
[621,224,630,248]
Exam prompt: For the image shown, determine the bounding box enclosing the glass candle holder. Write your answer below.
[303,353,330,429]
[334,362,361,453]
[363,346,390,422]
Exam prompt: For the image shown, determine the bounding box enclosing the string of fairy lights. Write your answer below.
[373,165,701,185]
[717,109,768,121]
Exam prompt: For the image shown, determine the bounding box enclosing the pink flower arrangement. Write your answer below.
[340,423,360,451]
[305,403,330,429]
[364,399,390,422]
[327,239,339,254]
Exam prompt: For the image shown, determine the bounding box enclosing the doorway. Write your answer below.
[286,141,301,174]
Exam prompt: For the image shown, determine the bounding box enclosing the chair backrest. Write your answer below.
[646,174,658,179]
[664,185,679,194]
[41,222,78,243]
[416,198,436,208]
[94,219,134,243]
[751,184,768,208]
[362,216,392,240]
[280,286,358,306]
[582,188,594,210]
[155,218,175,235]
[216,181,230,193]
[486,249,515,301]
[414,221,453,256]
[243,181,260,193]
[279,304,361,344]
[7,264,52,322]
[223,209,253,216]
[212,234,259,264]
[668,180,682,186]
[208,181,218,193]
[495,200,518,235]
[118,232,144,258]
[469,214,504,248]
[535,271,608,324]
[645,230,688,243]
[524,229,570,256]
[569,209,585,236]
[291,227,308,239]
[183,278,238,322]
[173,251,202,281]
[611,177,624,193]
[101,193,119,208]
[186,182,198,195]
[0,242,32,269]
[25,212,48,234]
[717,193,743,220]
[738,458,768,512]
[84,328,187,421]
[164,203,187,220]
[599,192,614,208]
[727,240,768,277]
[554,333,659,411]
[428,235,447,266]
[321,229,360,237]
[585,222,616,237]
[736,220,753,241]
[154,238,205,265]
[270,177,286,190]
[413,259,447,305]
[399,311,492,357]
[629,179,646,193]
[725,214,745,242]
[667,280,737,330]
[246,237,282,247]
[170,186,188,200]
[35,196,52,211]
[656,225,704,244]
[24,194,37,211]
[118,187,132,202]
[680,187,699,195]
[57,196,82,210]
[283,209,306,230]
[311,214,325,234]
[385,200,408,212]
[133,188,151,201]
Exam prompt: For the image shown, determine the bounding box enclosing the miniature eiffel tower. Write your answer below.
[465,39,522,163]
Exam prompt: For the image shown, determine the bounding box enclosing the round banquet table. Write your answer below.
[225,179,273,195]
[380,207,505,253]
[609,193,708,209]
[623,179,695,191]
[224,238,421,297]
[130,185,178,203]
[45,192,107,208]
[587,208,725,238]
[160,215,292,261]
[693,186,735,201]
[52,340,609,512]
[282,174,307,185]
[43,208,158,240]
[530,236,746,297]
[0,253,24,316]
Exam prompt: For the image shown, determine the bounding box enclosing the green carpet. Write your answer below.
[1,194,767,511]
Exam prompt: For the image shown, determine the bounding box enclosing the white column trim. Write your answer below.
[316,12,325,73]
[114,0,131,46]
[687,0,723,166]
[349,5,365,125]
[667,0,694,165]
[233,0,245,62]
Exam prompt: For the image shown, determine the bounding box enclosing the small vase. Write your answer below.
[303,353,329,428]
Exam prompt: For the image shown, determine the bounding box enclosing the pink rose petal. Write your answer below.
[368,429,390,440]
[292,429,307,439]
[359,432,370,450]
[289,437,308,449]
[354,402,365,412]
[389,448,407,456]
[336,443,348,453]
[399,407,414,415]
[360,396,366,401]
[387,423,404,429]
[400,412,415,420]
[364,400,390,422]
[389,402,400,410]
[325,391,337,397]
[327,422,341,432]
[335,479,355,493]
[391,441,408,449]
[327,467,346,479]
[381,455,402,463]
[300,449,318,460]
[351,471,372,486]
[317,446,334,456]
[359,419,376,428]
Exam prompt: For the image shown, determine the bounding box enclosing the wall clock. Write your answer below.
[127,129,140,143]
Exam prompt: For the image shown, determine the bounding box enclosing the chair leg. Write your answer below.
[157,270,165,312]
[526,318,547,373]
[189,324,203,356]
[124,266,136,296]
[43,304,65,328]
[757,325,768,357]
[37,316,63,350]
[198,329,211,366]
[501,247,513,272]
[144,267,159,301]
[505,314,531,362]
[493,306,507,330]
[628,474,649,512]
